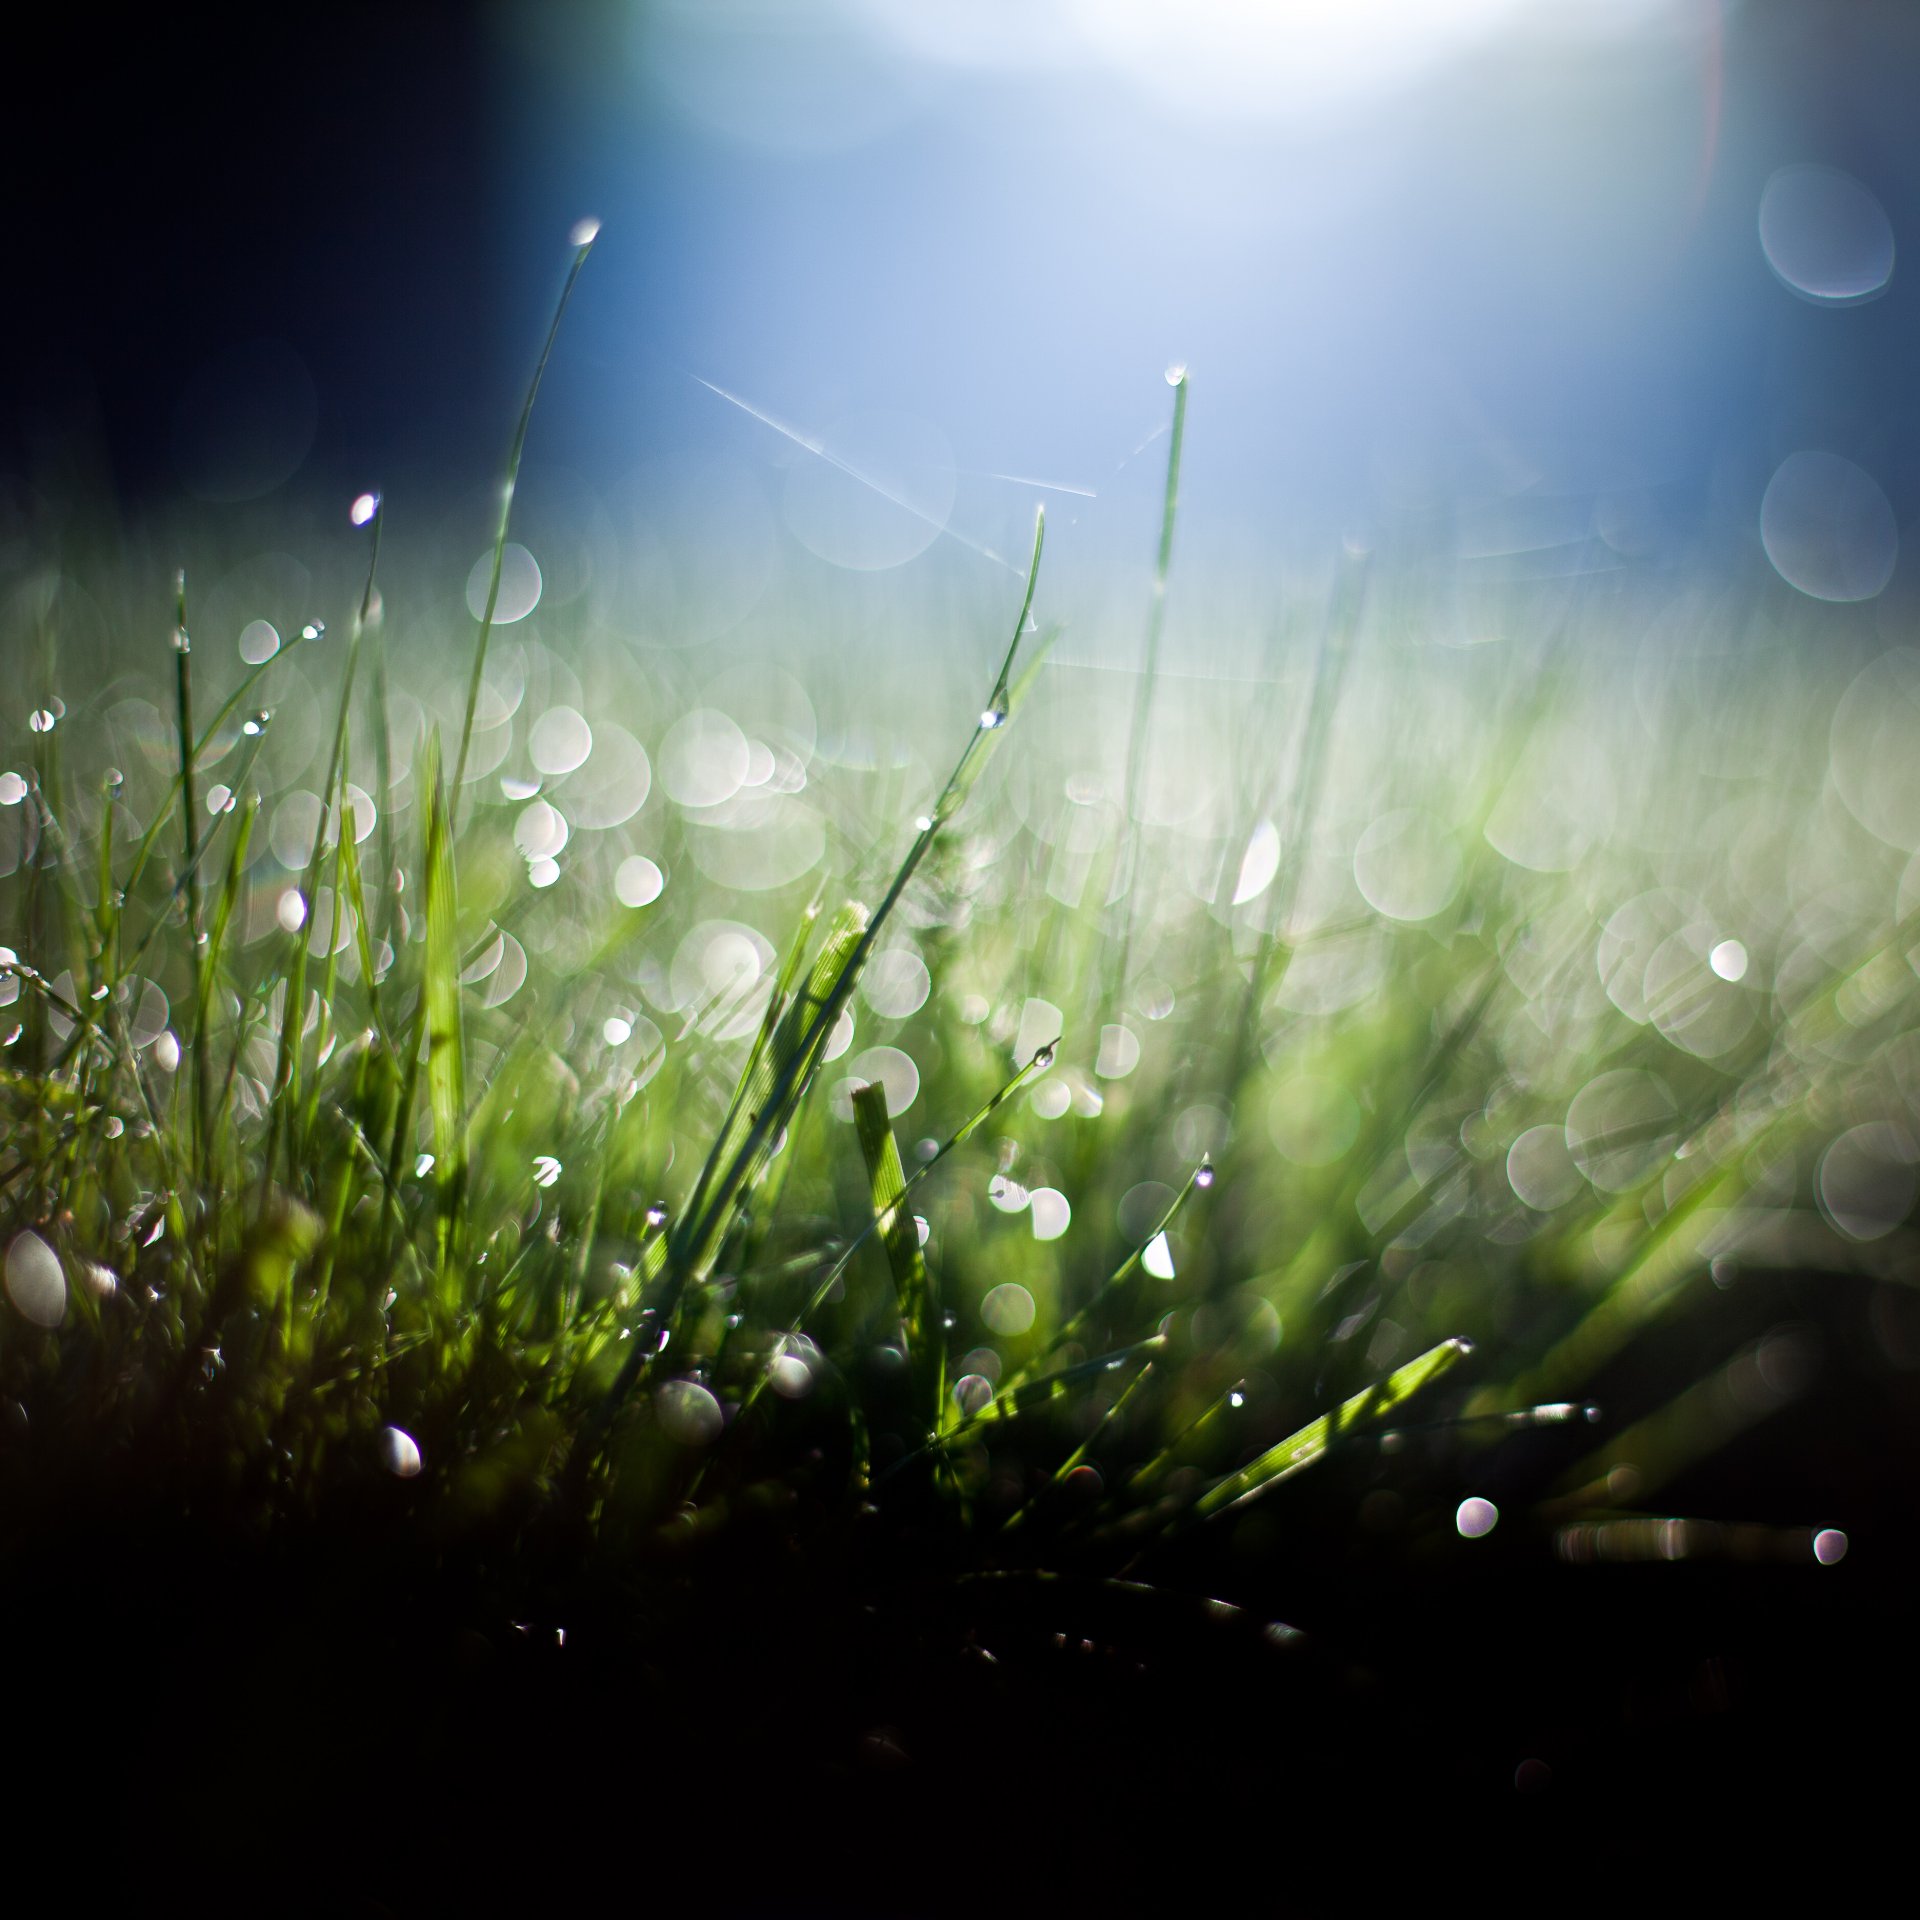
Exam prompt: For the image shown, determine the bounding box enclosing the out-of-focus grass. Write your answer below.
[2,245,1915,1748]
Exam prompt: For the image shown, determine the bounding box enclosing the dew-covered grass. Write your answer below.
[3,243,1918,1907]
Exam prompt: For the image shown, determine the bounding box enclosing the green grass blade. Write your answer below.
[851,1079,939,1420]
[1191,1336,1474,1522]
[419,730,467,1263]
[1007,1155,1211,1394]
[451,224,597,809]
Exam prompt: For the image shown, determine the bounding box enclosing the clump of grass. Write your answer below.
[1,233,1913,1899]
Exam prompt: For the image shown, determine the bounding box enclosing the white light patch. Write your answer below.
[614,855,665,908]
[1142,1231,1176,1280]
[5,1229,66,1328]
[1456,1496,1500,1539]
[1708,939,1748,983]
[1232,819,1280,904]
[467,543,543,624]
[981,1282,1036,1335]
[1029,1188,1072,1241]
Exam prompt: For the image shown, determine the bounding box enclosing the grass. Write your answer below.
[3,237,1917,1908]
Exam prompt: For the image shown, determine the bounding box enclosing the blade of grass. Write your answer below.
[418,729,467,1274]
[451,223,598,810]
[851,1079,939,1424]
[170,572,209,1182]
[1189,1336,1474,1524]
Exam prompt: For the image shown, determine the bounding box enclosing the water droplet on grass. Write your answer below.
[569,216,601,248]
[349,491,380,527]
[1142,1232,1176,1280]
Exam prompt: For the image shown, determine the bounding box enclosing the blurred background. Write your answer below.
[9,0,1920,665]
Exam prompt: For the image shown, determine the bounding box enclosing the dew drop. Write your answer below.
[646,1202,670,1229]
[28,709,56,734]
[380,1426,423,1478]
[1165,363,1188,386]
[979,706,1006,731]
[349,491,380,527]
[569,215,602,248]
[1032,1040,1057,1069]
[1195,1159,1216,1190]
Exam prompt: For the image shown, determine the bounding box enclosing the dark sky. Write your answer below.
[7,7,502,501]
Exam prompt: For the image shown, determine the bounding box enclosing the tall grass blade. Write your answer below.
[418,730,467,1267]
[451,225,597,809]
[851,1079,938,1419]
